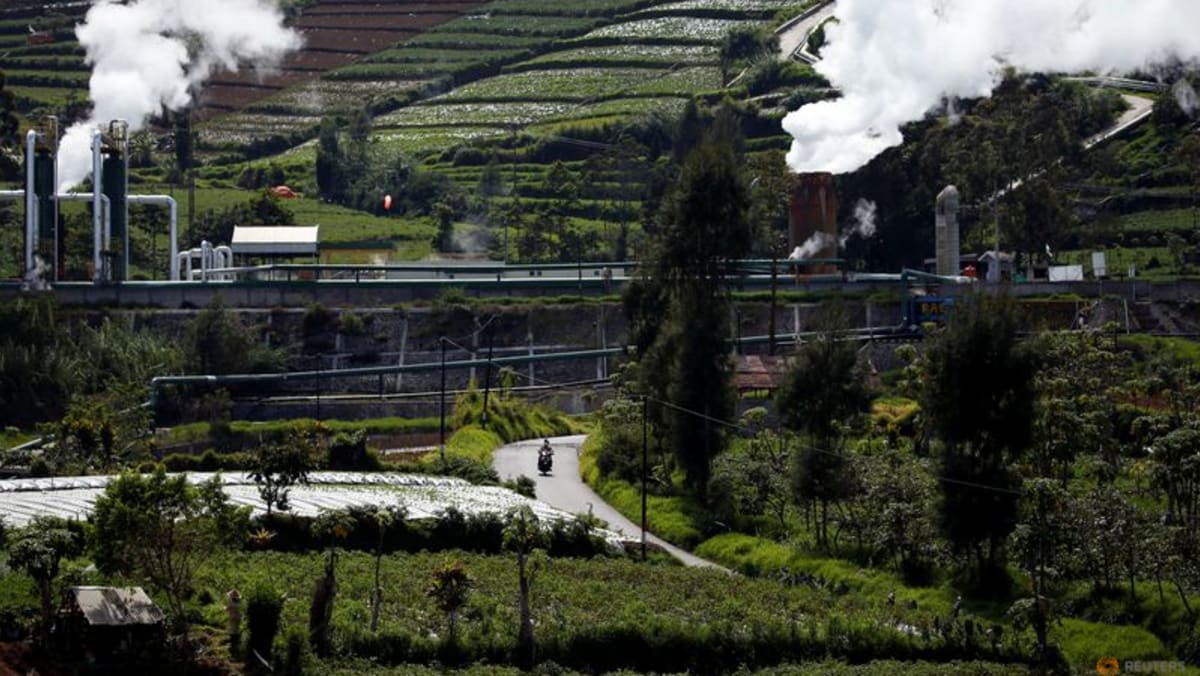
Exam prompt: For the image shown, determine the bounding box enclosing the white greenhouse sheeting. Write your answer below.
[0,473,621,543]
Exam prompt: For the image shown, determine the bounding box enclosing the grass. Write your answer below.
[125,185,436,259]
[0,428,36,450]
[164,417,443,445]
[1052,619,1173,671]
[1119,208,1200,233]
[1119,335,1200,366]
[1057,246,1176,279]
[579,432,706,547]
[421,424,505,468]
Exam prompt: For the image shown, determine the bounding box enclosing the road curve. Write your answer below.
[493,435,724,569]
[777,0,837,62]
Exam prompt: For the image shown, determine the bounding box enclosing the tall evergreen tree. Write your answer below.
[629,115,752,498]
[923,293,1035,584]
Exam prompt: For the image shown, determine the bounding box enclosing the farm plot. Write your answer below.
[0,473,618,542]
[448,14,604,37]
[511,44,719,70]
[573,16,763,43]
[295,12,460,31]
[0,55,85,70]
[253,79,433,115]
[198,0,487,118]
[2,69,89,87]
[6,85,83,108]
[378,101,577,127]
[362,47,529,64]
[302,2,483,15]
[485,0,663,16]
[529,96,691,129]
[327,61,459,81]
[405,31,547,50]
[629,0,796,19]
[436,67,691,102]
[198,113,321,148]
[373,126,508,156]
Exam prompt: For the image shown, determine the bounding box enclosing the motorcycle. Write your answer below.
[537,451,553,475]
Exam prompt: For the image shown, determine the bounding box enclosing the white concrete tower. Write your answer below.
[935,185,960,276]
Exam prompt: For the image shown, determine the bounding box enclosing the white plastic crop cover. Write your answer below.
[0,472,622,544]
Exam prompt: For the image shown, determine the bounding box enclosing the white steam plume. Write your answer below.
[788,232,837,261]
[783,0,1200,175]
[1174,79,1199,117]
[58,0,302,191]
[841,198,876,246]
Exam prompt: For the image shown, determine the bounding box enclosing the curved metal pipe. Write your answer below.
[53,192,110,281]
[127,195,179,280]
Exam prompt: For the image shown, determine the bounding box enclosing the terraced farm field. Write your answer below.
[199,0,488,118]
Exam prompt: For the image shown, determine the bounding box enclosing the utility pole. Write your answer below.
[439,336,447,465]
[641,395,648,561]
[481,327,495,429]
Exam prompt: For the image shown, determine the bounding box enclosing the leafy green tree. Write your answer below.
[427,559,475,646]
[923,293,1035,583]
[503,505,547,667]
[183,295,284,374]
[857,447,939,581]
[0,297,79,426]
[718,25,778,82]
[433,201,456,253]
[315,117,343,201]
[477,155,505,204]
[776,307,872,550]
[91,469,250,624]
[707,409,791,534]
[249,434,315,516]
[8,517,83,636]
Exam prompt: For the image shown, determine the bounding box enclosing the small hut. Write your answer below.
[59,586,165,660]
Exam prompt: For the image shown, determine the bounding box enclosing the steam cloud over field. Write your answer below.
[58,0,301,191]
[783,0,1200,175]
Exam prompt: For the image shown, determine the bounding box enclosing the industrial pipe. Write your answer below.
[127,195,178,280]
[92,130,102,277]
[215,245,233,279]
[53,192,110,282]
[25,130,38,275]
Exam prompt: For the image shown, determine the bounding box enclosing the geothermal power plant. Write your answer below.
[2,118,184,286]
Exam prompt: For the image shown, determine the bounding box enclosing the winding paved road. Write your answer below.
[777,0,837,62]
[493,435,723,569]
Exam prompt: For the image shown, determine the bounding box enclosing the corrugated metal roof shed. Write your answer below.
[231,225,319,255]
[69,587,165,626]
[735,355,789,392]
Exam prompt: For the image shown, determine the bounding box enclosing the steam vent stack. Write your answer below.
[788,172,838,273]
[935,185,960,277]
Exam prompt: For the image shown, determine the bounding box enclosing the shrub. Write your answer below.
[504,475,537,499]
[328,430,377,470]
[280,624,310,676]
[245,585,285,668]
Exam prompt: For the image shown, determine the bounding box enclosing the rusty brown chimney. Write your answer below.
[788,172,839,273]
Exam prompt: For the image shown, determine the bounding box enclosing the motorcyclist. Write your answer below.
[538,439,554,460]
